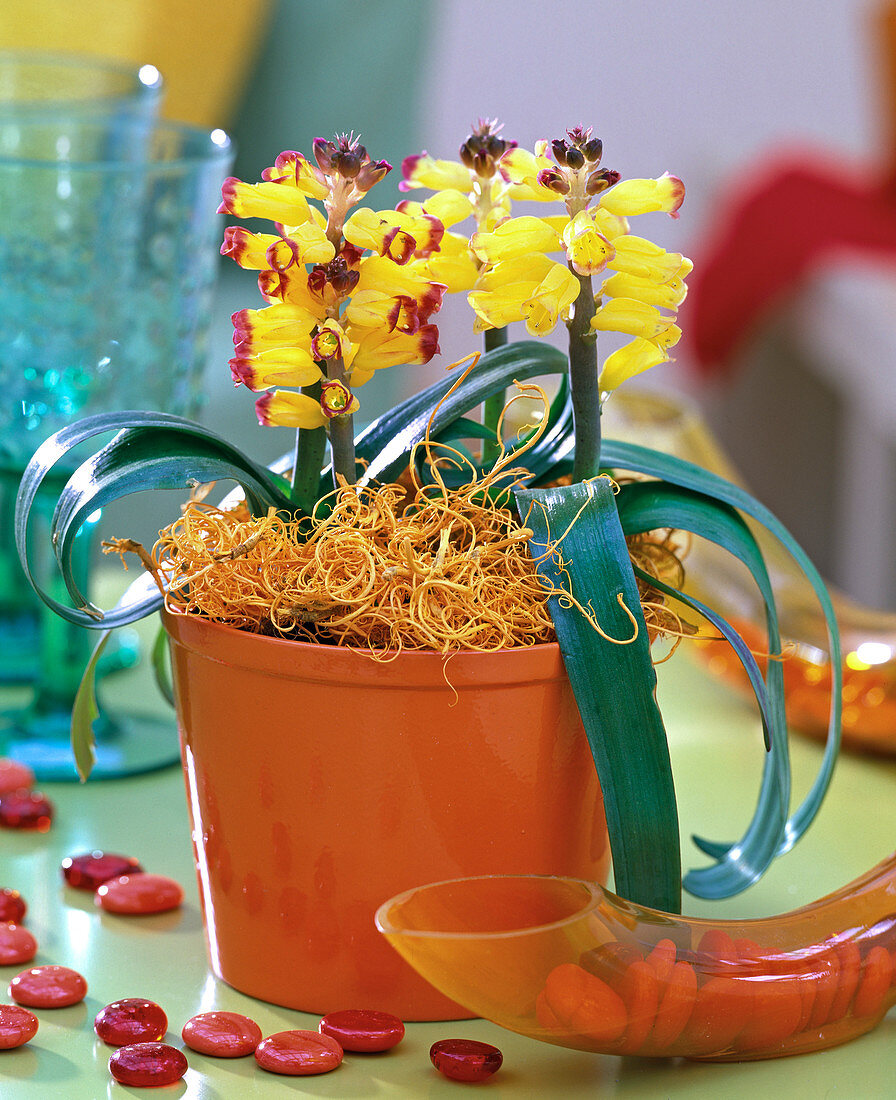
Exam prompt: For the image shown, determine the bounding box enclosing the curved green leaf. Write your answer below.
[15,411,290,629]
[616,479,789,898]
[515,477,682,913]
[629,562,773,750]
[606,442,841,868]
[356,341,568,485]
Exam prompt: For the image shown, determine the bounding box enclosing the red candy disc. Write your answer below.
[9,965,87,1008]
[319,1009,405,1052]
[109,1042,188,1087]
[0,760,35,794]
[0,1004,39,1049]
[255,1029,343,1076]
[95,998,168,1046]
[0,790,53,831]
[430,1038,504,1082]
[0,889,26,923]
[96,873,183,915]
[0,923,37,966]
[182,1011,262,1057]
[62,851,143,891]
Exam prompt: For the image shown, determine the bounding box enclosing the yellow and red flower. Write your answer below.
[463,126,690,384]
[220,134,446,428]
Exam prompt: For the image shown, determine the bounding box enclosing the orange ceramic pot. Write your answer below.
[163,609,610,1020]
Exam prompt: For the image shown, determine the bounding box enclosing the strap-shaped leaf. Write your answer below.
[515,477,682,913]
[15,411,290,628]
[630,563,773,750]
[604,438,842,860]
[616,480,790,898]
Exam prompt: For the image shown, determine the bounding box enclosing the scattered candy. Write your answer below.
[430,1038,504,1083]
[62,851,143,891]
[0,760,34,795]
[319,1009,405,1052]
[9,965,87,1008]
[0,1003,39,1049]
[0,923,37,966]
[0,890,25,924]
[94,998,168,1046]
[255,1029,343,1076]
[0,790,53,831]
[108,1042,188,1087]
[182,1010,262,1057]
[96,874,183,915]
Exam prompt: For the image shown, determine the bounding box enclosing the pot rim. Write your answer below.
[161,607,568,688]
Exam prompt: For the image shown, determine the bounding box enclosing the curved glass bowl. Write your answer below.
[604,389,896,754]
[376,865,896,1061]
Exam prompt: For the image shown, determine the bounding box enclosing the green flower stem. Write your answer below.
[328,414,356,485]
[325,355,356,485]
[567,268,601,482]
[290,380,327,515]
[480,326,509,468]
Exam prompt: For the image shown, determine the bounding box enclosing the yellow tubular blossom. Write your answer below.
[221,134,448,432]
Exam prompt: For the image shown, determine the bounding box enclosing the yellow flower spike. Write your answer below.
[590,297,670,339]
[471,215,562,263]
[599,172,686,218]
[469,254,578,334]
[599,337,671,392]
[230,346,323,392]
[600,270,689,310]
[399,152,472,193]
[261,150,330,201]
[218,178,314,224]
[607,236,691,282]
[561,211,615,277]
[255,390,329,429]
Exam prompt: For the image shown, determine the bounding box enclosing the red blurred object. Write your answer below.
[685,158,896,375]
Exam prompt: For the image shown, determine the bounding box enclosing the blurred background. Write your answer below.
[4,0,896,608]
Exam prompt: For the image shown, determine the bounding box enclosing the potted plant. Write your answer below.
[15,122,842,1019]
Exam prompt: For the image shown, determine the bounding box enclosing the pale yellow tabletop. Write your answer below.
[2,633,895,1098]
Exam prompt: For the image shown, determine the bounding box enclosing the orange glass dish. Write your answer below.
[376,862,896,1061]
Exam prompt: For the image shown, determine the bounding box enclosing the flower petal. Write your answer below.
[599,337,671,391]
[255,390,328,428]
[230,347,322,391]
[399,152,471,193]
[599,172,685,218]
[591,297,669,339]
[218,178,313,224]
[471,215,562,263]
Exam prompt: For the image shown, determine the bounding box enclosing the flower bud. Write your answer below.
[537,166,570,195]
[586,168,621,195]
[334,150,362,179]
[583,138,603,163]
[312,138,335,172]
[355,158,392,192]
[565,146,585,170]
[551,138,569,165]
